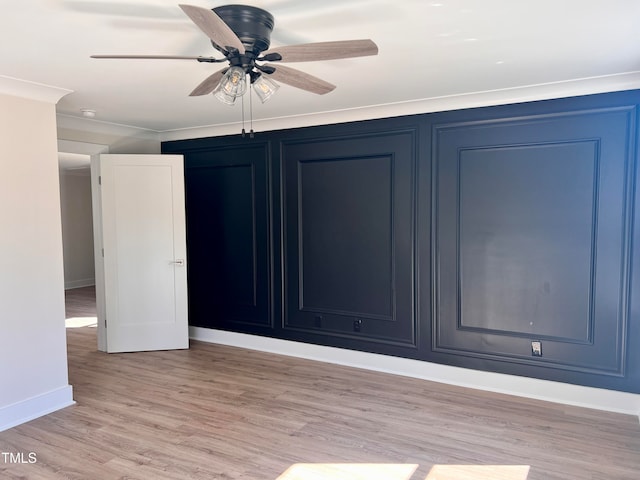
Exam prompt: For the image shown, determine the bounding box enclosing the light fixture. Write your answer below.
[213,66,247,105]
[252,74,280,103]
[211,67,281,137]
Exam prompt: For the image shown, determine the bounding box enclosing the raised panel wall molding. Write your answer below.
[432,106,636,380]
[164,90,640,393]
[282,130,417,347]
[181,142,272,329]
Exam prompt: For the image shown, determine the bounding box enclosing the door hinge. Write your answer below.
[101,248,104,257]
[98,175,102,185]
[104,318,107,328]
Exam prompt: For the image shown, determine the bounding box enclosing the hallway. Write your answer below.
[64,286,97,328]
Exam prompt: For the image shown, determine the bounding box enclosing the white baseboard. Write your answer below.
[190,327,640,419]
[0,385,75,432]
[64,278,95,290]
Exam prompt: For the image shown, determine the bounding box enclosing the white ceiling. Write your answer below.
[3,1,640,133]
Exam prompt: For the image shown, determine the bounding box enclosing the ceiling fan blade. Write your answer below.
[189,69,226,96]
[263,39,378,63]
[179,4,245,54]
[91,54,212,60]
[265,64,335,95]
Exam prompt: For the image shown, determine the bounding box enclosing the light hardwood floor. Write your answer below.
[1,286,639,479]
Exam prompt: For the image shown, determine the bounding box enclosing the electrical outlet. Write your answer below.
[531,341,542,357]
[353,318,362,332]
[314,315,323,328]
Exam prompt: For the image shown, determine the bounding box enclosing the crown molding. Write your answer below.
[160,70,640,142]
[0,75,72,104]
[56,113,160,138]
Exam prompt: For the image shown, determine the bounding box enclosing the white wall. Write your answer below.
[0,81,74,431]
[59,170,95,289]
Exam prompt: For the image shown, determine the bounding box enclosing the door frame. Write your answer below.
[90,154,108,351]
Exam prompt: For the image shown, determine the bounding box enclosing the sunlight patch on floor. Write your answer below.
[65,316,98,328]
[276,464,530,480]
[425,465,530,479]
[277,463,419,480]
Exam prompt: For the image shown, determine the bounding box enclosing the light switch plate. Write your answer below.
[531,341,542,357]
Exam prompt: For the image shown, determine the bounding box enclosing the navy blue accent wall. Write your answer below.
[163,90,640,393]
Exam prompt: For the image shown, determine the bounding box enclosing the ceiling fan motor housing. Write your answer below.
[213,5,275,56]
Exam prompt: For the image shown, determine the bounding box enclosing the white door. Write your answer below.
[92,154,188,353]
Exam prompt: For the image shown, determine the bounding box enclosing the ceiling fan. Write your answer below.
[92,4,379,105]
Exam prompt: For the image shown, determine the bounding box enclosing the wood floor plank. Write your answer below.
[1,286,639,479]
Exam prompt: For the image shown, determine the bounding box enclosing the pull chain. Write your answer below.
[249,85,254,138]
[241,92,246,138]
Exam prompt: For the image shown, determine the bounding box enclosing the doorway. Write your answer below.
[58,141,108,330]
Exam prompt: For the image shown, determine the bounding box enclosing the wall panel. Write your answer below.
[282,131,417,346]
[433,106,636,378]
[182,143,272,330]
